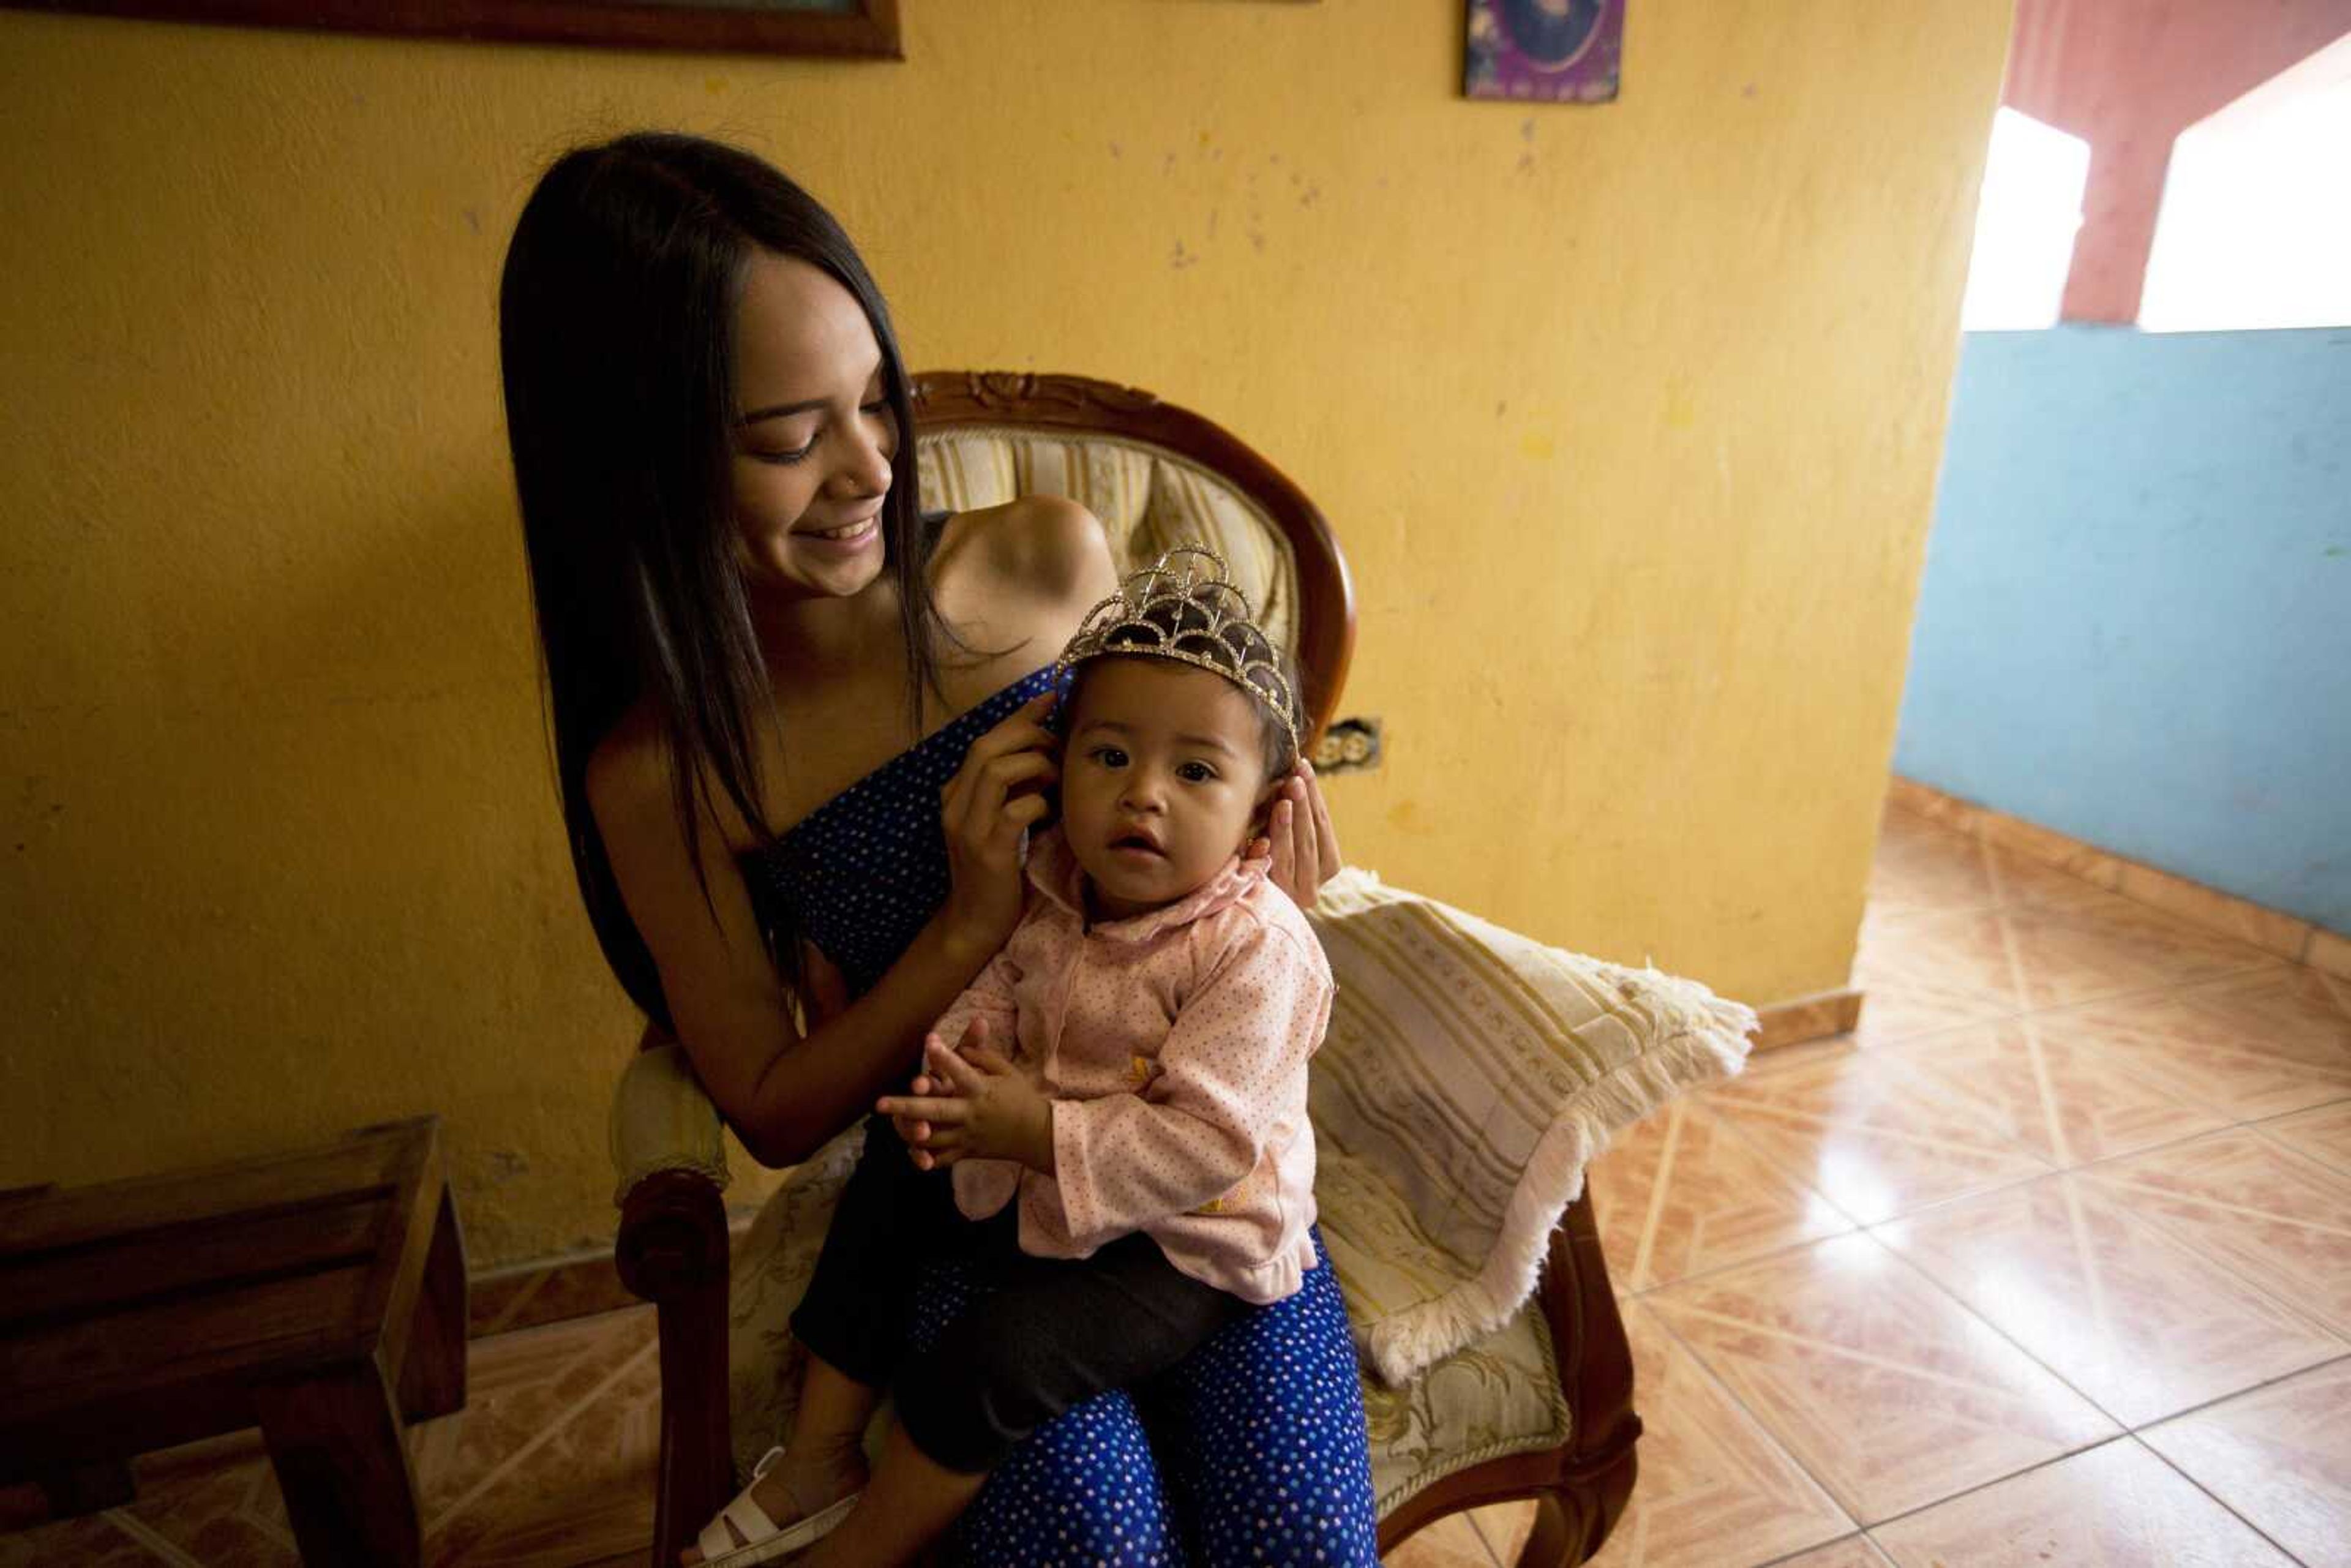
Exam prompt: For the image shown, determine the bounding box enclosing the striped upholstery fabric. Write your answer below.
[918,429,1299,648]
[1305,869,1755,1389]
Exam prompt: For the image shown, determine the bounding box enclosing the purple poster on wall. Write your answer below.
[1464,0,1624,103]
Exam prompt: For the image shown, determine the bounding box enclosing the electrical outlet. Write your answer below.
[1311,716,1382,773]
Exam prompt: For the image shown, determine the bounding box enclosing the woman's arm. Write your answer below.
[588,694,1057,1168]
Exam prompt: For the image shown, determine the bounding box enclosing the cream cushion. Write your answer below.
[609,1043,732,1205]
[1305,869,1754,1387]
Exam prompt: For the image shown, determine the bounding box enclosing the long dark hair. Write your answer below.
[499,132,941,1026]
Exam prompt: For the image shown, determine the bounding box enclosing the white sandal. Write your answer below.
[694,1446,862,1567]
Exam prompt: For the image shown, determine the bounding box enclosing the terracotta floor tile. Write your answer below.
[1731,1034,1867,1079]
[414,1308,656,1529]
[1771,1537,1897,1568]
[1850,909,2024,1045]
[1389,1509,1498,1567]
[1580,1304,1853,1567]
[1871,1438,2297,1567]
[1644,1234,2116,1525]
[1589,1100,1853,1294]
[0,1435,301,1568]
[1880,1016,2228,1169]
[1876,1172,2345,1427]
[1700,1044,2052,1225]
[0,1512,164,1568]
[1979,843,2124,910]
[2260,1097,2351,1176]
[1867,811,1996,920]
[1467,1500,1536,1561]
[425,1332,659,1566]
[2002,890,2284,1011]
[2080,1128,2351,1337]
[2052,969,2351,1123]
[2142,1356,2351,1568]
[114,1441,301,1568]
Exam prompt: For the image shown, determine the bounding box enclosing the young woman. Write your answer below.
[499,133,1378,1566]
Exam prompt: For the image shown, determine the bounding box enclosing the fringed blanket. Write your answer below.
[1306,868,1756,1386]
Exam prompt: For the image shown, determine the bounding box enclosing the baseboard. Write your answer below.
[1888,776,2349,979]
[467,1208,759,1339]
[1750,988,1864,1054]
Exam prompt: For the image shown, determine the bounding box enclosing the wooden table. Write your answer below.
[0,1117,467,1566]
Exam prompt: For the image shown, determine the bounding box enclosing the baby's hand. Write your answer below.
[886,1012,987,1165]
[876,1018,1056,1174]
[886,1067,942,1163]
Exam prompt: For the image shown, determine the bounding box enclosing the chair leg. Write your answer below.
[651,1276,735,1568]
[398,1187,468,1422]
[255,1357,422,1568]
[1514,1492,1577,1568]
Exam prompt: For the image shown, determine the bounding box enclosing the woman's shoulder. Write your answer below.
[932,495,1118,618]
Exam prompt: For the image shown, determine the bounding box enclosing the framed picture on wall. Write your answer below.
[1464,0,1621,103]
[0,0,902,58]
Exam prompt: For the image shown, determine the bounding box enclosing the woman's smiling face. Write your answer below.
[729,252,896,601]
[1060,659,1277,921]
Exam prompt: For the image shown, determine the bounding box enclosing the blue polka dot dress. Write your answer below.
[742,669,1382,1567]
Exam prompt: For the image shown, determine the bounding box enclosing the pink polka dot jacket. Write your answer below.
[942,825,1333,1305]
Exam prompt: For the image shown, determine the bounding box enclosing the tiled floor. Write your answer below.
[1405,801,2348,1568]
[7,800,2345,1567]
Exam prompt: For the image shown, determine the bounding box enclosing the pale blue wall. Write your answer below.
[1893,324,2351,932]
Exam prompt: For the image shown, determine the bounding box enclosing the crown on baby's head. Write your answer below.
[1056,546,1301,767]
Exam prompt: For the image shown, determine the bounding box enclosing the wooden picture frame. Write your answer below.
[1,0,902,59]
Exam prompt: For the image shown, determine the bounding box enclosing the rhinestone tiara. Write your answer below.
[1056,545,1300,755]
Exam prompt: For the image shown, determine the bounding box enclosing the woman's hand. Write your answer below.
[876,1018,1055,1173]
[1258,759,1343,910]
[937,691,1059,961]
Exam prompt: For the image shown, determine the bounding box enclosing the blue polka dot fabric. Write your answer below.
[739,668,1381,1566]
[743,666,1059,998]
[915,1231,1380,1567]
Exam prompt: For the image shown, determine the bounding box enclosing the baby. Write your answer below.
[690,547,1332,1568]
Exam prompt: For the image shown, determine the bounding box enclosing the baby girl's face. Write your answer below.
[1060,658,1275,921]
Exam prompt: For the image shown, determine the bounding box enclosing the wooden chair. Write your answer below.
[610,372,1640,1567]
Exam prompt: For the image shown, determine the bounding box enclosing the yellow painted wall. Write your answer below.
[0,1,2011,1266]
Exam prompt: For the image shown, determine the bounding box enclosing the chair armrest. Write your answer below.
[612,1043,732,1207]
[611,1046,737,1558]
[1540,1191,1640,1473]
[610,1044,733,1302]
